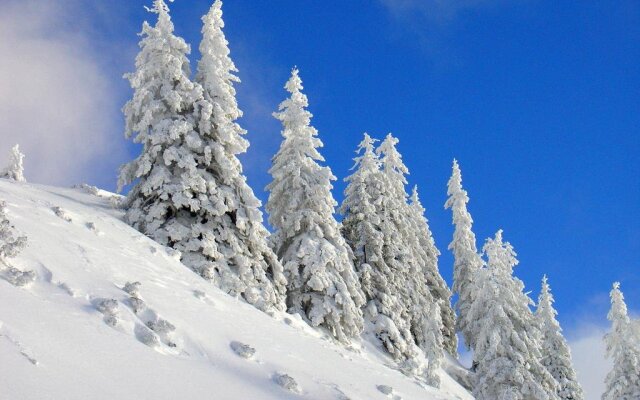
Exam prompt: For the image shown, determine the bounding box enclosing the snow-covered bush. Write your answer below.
[265,68,365,342]
[1,145,26,182]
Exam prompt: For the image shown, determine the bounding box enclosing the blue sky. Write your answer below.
[1,1,638,394]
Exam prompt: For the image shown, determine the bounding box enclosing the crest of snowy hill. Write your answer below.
[0,180,472,400]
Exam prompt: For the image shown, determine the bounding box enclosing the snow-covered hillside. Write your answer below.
[0,180,472,400]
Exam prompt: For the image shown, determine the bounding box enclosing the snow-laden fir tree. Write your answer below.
[118,0,285,312]
[535,276,584,400]
[193,0,286,307]
[408,185,457,356]
[602,282,640,400]
[377,134,444,385]
[470,230,559,400]
[1,145,26,182]
[340,134,422,373]
[444,159,483,350]
[0,201,27,263]
[265,68,365,342]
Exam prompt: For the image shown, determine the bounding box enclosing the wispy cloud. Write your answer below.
[567,324,610,400]
[380,0,511,24]
[0,0,129,188]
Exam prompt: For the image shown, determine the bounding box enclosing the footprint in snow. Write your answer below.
[229,341,255,359]
[1,266,37,287]
[85,222,103,235]
[93,298,120,327]
[51,206,72,222]
[273,372,302,395]
[377,385,402,399]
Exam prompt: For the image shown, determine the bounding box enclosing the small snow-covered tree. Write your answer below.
[341,134,421,372]
[119,0,285,312]
[536,276,584,400]
[470,230,558,400]
[603,282,640,400]
[0,201,27,263]
[266,68,365,342]
[1,145,26,182]
[444,159,483,350]
[408,185,457,357]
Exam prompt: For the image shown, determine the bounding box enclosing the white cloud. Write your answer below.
[0,1,127,187]
[568,324,610,400]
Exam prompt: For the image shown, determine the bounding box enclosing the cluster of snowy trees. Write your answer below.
[0,0,614,397]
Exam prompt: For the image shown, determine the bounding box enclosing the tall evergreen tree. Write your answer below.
[377,134,444,385]
[341,134,422,375]
[409,185,457,356]
[1,145,26,182]
[535,276,584,400]
[444,159,483,350]
[265,68,365,342]
[118,0,285,312]
[470,230,558,400]
[603,282,640,400]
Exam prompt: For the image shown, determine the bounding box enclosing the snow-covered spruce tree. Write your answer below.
[0,201,27,263]
[265,68,365,342]
[470,230,559,400]
[377,134,444,385]
[118,0,285,312]
[340,134,421,374]
[1,145,26,182]
[444,159,483,350]
[536,276,584,400]
[409,185,457,357]
[603,282,640,400]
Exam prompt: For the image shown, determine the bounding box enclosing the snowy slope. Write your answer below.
[0,180,473,400]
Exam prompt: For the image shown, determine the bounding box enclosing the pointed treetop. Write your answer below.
[483,229,518,274]
[359,133,378,154]
[146,0,173,32]
[285,67,303,94]
[537,274,558,322]
[377,133,409,180]
[448,158,464,194]
[273,67,314,137]
[609,282,629,323]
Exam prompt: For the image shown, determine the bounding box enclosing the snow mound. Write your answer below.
[0,180,473,400]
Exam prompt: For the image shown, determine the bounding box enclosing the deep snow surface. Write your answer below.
[0,180,472,400]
